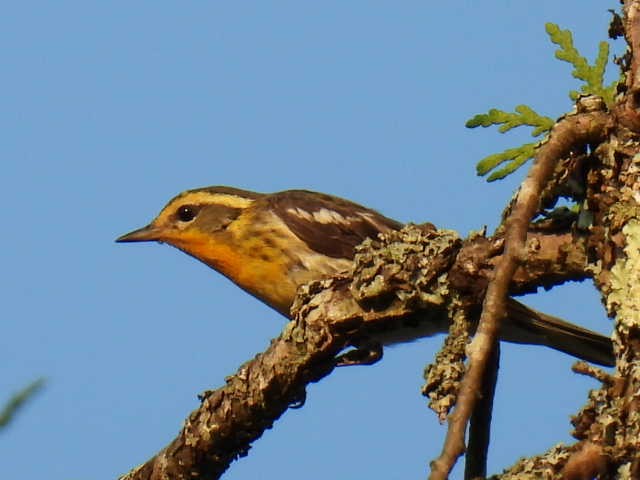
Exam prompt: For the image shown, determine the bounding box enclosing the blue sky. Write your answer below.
[2,2,619,479]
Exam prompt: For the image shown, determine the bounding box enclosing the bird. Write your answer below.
[116,186,614,367]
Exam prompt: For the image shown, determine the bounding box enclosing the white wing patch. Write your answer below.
[287,207,366,226]
[286,207,314,221]
[313,208,353,225]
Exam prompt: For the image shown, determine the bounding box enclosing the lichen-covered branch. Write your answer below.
[118,224,591,480]
[429,104,610,480]
[494,3,640,478]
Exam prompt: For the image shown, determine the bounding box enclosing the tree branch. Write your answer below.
[616,0,640,131]
[465,343,499,480]
[624,0,640,94]
[429,106,609,480]
[118,224,596,480]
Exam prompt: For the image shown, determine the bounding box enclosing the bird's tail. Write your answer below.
[503,298,614,367]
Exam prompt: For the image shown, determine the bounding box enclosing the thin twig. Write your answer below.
[465,342,500,480]
[572,361,614,385]
[429,108,609,480]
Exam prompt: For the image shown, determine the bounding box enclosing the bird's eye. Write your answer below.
[177,205,198,222]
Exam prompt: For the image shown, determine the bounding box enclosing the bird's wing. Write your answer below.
[267,190,403,259]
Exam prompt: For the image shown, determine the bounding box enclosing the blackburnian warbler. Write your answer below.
[117,186,613,366]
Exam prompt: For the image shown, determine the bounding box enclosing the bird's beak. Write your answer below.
[116,224,163,243]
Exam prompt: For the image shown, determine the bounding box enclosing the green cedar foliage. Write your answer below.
[467,23,618,182]
[0,378,45,430]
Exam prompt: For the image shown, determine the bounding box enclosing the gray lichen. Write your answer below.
[350,224,461,309]
[606,219,640,328]
[489,444,571,480]
[422,300,470,422]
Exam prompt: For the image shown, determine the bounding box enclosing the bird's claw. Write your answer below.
[335,342,383,366]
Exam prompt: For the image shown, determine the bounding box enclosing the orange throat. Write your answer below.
[165,229,296,316]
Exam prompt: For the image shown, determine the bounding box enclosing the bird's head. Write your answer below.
[116,186,262,252]
[116,185,298,314]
